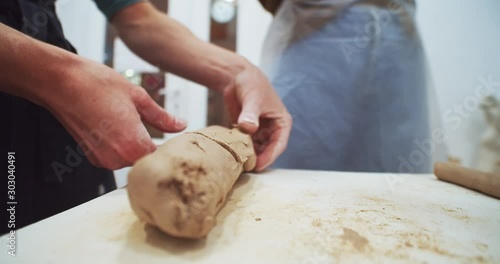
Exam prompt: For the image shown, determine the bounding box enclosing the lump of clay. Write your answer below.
[127,126,256,239]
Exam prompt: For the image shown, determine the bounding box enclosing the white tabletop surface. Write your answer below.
[1,169,499,264]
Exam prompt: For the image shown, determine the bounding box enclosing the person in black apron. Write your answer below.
[0,0,116,234]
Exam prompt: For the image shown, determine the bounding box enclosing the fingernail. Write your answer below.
[241,116,258,126]
[176,118,187,128]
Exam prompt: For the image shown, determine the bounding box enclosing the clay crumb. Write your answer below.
[405,241,413,247]
[312,219,322,227]
[255,217,262,221]
[341,227,369,252]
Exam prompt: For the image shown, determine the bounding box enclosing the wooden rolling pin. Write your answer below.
[434,162,500,199]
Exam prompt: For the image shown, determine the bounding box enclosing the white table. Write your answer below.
[1,170,499,263]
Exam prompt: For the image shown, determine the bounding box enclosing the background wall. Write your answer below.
[417,0,500,167]
[56,0,106,62]
[236,0,272,66]
[56,0,500,186]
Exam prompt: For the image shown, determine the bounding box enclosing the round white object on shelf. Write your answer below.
[211,0,236,24]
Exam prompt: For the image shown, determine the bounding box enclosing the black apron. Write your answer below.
[0,0,116,234]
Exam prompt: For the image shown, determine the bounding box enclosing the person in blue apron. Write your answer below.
[261,0,444,172]
[0,0,291,234]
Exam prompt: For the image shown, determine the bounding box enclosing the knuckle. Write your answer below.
[116,146,141,165]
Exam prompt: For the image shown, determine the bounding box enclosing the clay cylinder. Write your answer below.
[127,126,256,239]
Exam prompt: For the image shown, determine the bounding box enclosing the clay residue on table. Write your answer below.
[434,204,472,222]
[208,174,255,242]
[475,242,489,252]
[302,195,492,263]
[111,174,255,262]
[340,228,369,252]
[311,219,322,227]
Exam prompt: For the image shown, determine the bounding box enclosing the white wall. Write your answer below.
[237,0,273,66]
[164,0,210,138]
[417,0,500,167]
[56,0,106,62]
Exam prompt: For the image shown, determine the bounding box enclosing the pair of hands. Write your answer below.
[50,58,291,172]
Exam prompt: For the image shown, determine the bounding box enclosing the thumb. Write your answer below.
[237,98,260,133]
[133,89,187,133]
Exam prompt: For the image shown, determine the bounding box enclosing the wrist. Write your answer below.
[5,34,84,109]
[31,47,84,110]
[0,25,77,109]
[206,50,249,93]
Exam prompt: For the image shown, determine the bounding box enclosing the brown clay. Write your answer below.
[127,126,256,239]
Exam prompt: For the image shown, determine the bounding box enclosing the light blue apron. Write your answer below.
[262,0,439,172]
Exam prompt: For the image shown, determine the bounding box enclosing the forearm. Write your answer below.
[111,3,291,170]
[112,2,248,92]
[0,23,80,107]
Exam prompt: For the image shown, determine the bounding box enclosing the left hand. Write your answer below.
[223,63,292,171]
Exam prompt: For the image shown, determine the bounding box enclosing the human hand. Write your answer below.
[223,63,292,171]
[44,58,187,170]
[107,4,290,171]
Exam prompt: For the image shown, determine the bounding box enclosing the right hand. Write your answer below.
[44,58,187,170]
[222,62,292,171]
